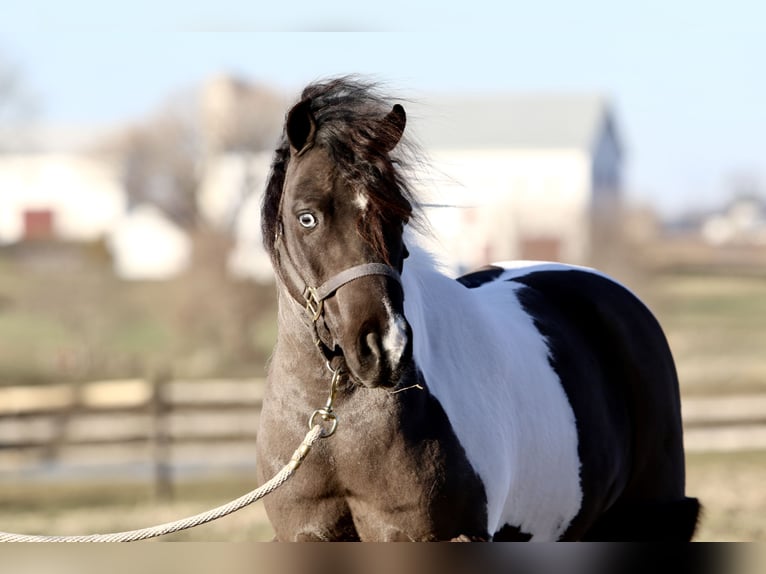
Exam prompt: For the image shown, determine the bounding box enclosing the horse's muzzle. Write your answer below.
[349,313,412,388]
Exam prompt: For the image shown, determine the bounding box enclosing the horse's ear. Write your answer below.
[286,98,316,155]
[382,104,406,152]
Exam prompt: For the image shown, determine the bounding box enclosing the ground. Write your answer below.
[0,449,763,541]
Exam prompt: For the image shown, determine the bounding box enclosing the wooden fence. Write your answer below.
[0,376,265,499]
[2,377,766,499]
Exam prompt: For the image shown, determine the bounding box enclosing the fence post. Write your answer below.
[150,368,173,502]
[43,384,77,466]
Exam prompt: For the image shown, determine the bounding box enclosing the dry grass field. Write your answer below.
[0,449,763,541]
[647,272,766,396]
[686,450,766,541]
[0,475,274,541]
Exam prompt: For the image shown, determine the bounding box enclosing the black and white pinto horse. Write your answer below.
[255,77,700,541]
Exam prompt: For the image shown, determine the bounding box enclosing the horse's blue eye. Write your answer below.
[298,213,318,229]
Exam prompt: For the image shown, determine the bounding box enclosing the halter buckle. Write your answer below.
[303,286,324,322]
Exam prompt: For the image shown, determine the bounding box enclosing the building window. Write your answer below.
[23,209,55,240]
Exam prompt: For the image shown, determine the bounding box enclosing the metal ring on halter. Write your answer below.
[309,408,338,437]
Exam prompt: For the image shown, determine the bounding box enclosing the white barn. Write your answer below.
[0,153,192,280]
[0,154,125,244]
[409,94,623,272]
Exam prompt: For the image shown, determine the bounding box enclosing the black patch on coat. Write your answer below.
[510,269,692,540]
[457,265,505,289]
[493,523,533,541]
[583,497,701,542]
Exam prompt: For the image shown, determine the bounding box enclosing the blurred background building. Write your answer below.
[411,94,622,271]
[3,70,764,282]
[0,74,628,280]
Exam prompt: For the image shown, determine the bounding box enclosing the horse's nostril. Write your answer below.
[361,331,383,362]
[350,318,411,387]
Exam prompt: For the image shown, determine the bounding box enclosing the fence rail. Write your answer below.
[1,379,765,495]
[0,377,266,498]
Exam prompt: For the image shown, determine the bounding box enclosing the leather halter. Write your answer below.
[274,228,403,363]
[303,262,402,323]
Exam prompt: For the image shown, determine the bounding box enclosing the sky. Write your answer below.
[1,0,765,218]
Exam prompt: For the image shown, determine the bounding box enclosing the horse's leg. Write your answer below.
[583,497,701,541]
[265,492,359,541]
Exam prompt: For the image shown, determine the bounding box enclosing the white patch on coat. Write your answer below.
[354,192,369,214]
[400,237,584,541]
[382,299,409,370]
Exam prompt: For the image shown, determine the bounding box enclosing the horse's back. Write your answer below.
[458,262,698,540]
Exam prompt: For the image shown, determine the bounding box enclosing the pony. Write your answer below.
[255,76,700,541]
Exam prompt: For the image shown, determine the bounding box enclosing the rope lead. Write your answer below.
[0,424,325,543]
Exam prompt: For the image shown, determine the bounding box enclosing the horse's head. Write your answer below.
[266,81,415,388]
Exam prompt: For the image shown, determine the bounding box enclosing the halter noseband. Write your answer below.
[274,227,403,363]
[303,262,402,323]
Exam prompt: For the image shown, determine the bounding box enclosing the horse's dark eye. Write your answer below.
[298,212,318,229]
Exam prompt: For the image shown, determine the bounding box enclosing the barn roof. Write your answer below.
[409,93,619,154]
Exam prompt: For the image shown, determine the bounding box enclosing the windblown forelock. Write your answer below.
[352,170,412,266]
[318,126,412,265]
[262,76,421,264]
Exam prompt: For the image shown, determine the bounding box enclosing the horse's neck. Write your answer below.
[401,243,471,331]
[401,242,498,376]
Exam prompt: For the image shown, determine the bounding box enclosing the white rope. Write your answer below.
[0,424,325,543]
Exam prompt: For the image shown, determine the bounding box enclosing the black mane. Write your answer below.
[261,76,421,262]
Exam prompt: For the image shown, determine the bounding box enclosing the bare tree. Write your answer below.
[104,76,284,230]
[96,77,286,370]
[200,74,285,155]
[116,106,204,229]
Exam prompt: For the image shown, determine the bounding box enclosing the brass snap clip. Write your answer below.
[308,408,338,438]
